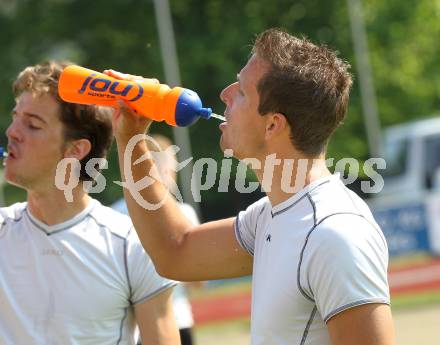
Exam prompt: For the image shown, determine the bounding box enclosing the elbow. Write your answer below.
[151,228,193,280]
[155,264,176,280]
[153,257,184,281]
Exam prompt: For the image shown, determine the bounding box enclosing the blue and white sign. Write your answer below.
[373,203,430,256]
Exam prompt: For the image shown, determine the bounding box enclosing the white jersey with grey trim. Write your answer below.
[111,199,198,330]
[235,174,390,345]
[0,199,176,345]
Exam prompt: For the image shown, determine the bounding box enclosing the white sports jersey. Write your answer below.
[111,199,198,330]
[0,199,176,345]
[235,174,390,345]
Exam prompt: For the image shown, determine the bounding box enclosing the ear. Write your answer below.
[265,112,288,140]
[63,139,92,161]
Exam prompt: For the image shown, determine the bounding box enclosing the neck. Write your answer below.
[253,152,331,206]
[27,185,91,226]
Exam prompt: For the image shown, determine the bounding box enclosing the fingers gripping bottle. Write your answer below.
[58,65,212,127]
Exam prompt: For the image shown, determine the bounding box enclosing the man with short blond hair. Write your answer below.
[111,28,394,345]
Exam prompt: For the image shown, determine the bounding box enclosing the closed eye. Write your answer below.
[28,124,42,130]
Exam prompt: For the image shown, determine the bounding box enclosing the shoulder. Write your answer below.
[308,175,377,225]
[242,196,271,217]
[0,202,27,225]
[306,212,388,261]
[237,196,271,228]
[301,176,387,251]
[88,200,133,239]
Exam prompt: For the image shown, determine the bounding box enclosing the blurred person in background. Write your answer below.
[112,133,201,345]
[0,60,179,345]
[110,28,394,345]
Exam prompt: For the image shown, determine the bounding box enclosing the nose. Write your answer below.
[220,82,238,105]
[6,118,23,142]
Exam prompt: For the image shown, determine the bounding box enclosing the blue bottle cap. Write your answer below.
[197,107,212,119]
[175,89,212,127]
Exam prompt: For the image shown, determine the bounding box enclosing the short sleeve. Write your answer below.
[234,197,269,256]
[126,229,177,305]
[300,214,390,322]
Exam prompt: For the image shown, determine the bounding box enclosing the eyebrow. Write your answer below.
[12,110,48,125]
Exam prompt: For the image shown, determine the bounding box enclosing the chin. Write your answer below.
[4,169,27,190]
[3,169,14,184]
[4,176,24,189]
[221,140,244,161]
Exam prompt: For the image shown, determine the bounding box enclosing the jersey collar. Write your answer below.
[25,199,97,235]
[271,173,340,217]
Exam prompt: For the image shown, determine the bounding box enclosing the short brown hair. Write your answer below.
[13,60,113,181]
[253,28,352,156]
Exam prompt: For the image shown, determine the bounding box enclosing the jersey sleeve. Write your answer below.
[300,214,390,323]
[126,228,177,305]
[234,197,268,256]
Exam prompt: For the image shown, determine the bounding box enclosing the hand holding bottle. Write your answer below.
[58,65,212,127]
[103,69,155,143]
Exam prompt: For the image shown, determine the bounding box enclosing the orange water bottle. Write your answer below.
[58,65,212,127]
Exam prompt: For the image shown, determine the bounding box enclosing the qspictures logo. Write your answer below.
[55,134,386,209]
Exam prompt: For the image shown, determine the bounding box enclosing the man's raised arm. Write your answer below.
[110,90,252,282]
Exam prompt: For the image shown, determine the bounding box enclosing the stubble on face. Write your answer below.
[221,55,270,160]
[5,92,67,191]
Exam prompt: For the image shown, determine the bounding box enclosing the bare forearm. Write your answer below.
[117,137,193,273]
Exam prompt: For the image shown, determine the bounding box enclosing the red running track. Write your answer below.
[191,259,440,325]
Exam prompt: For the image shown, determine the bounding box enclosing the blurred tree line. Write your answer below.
[0,0,439,220]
